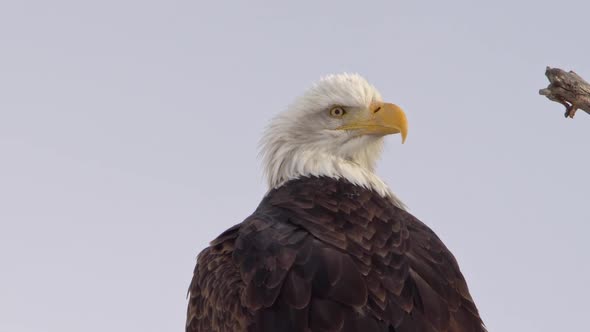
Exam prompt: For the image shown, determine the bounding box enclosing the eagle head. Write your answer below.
[260,73,408,202]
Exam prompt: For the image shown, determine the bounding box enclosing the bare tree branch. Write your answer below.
[539,66,590,118]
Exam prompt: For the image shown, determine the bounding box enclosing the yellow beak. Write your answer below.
[336,102,408,143]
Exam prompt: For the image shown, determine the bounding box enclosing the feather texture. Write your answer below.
[186,177,485,332]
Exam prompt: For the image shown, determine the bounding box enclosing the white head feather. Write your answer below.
[260,73,405,209]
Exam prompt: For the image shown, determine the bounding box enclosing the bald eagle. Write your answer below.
[186,74,485,332]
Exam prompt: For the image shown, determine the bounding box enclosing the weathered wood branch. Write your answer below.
[539,66,590,118]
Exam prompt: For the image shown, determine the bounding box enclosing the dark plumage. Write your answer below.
[186,177,485,332]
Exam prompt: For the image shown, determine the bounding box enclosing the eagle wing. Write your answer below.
[187,177,485,332]
[186,223,252,331]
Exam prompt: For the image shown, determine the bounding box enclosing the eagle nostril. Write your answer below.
[373,106,381,113]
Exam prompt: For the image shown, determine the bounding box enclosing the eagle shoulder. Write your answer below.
[187,177,485,332]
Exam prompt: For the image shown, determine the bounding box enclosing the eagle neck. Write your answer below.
[266,150,406,210]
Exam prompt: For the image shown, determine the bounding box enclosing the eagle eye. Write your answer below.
[329,107,346,118]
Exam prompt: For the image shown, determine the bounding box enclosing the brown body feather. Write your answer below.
[186,177,485,332]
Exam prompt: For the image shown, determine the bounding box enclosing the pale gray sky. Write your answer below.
[1,1,588,331]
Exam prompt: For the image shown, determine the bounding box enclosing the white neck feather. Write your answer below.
[261,145,406,210]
